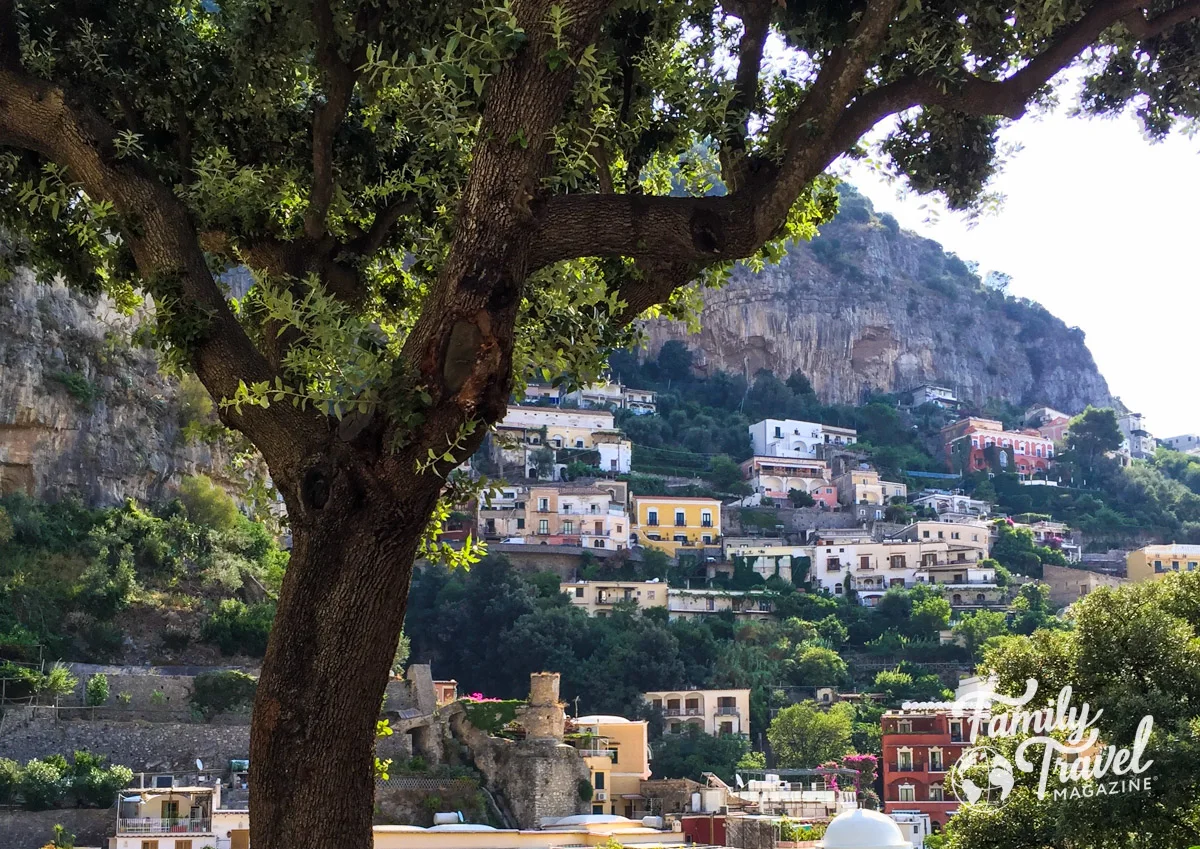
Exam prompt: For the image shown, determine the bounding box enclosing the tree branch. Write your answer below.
[1123,0,1200,38]
[719,0,772,192]
[0,68,330,471]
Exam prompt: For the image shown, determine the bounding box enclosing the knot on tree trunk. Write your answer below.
[689,207,726,254]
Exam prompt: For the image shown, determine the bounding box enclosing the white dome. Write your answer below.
[818,809,911,849]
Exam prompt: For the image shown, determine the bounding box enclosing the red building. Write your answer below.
[940,417,1055,479]
[881,706,984,829]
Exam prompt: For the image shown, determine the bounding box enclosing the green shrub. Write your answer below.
[71,762,132,808]
[48,371,102,408]
[177,476,241,533]
[0,758,21,803]
[460,698,524,736]
[200,599,276,656]
[18,759,65,810]
[191,670,258,719]
[0,661,44,699]
[40,664,77,704]
[84,673,108,707]
[161,627,192,651]
[577,778,593,802]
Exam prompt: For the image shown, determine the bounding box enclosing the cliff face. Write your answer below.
[643,192,1112,413]
[0,269,242,506]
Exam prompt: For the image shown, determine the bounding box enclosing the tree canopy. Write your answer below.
[2,1,1199,846]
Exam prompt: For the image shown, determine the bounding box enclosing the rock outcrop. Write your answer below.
[0,269,243,506]
[644,190,1112,414]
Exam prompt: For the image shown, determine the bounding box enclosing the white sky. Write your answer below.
[839,103,1200,437]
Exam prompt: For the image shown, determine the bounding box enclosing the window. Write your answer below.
[594,772,605,790]
[593,540,604,548]
[706,597,715,611]
[575,587,584,598]
[176,842,194,849]
[922,530,930,538]
[929,748,944,771]
[950,720,964,742]
[675,510,686,527]
[827,558,842,571]
[141,843,159,849]
[562,520,574,534]
[929,784,944,801]
[648,591,655,599]
[898,749,913,770]
[538,519,549,535]
[516,518,525,530]
[898,784,916,802]
[774,426,782,438]
[593,805,604,815]
[673,534,687,543]
[860,555,871,570]
[575,439,584,448]
[647,510,659,526]
[897,720,912,733]
[162,801,180,821]
[701,510,713,527]
[538,497,549,512]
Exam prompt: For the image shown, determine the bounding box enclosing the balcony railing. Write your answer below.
[118,818,213,835]
[715,706,740,716]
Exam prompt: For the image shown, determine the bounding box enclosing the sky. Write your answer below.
[838,101,1200,438]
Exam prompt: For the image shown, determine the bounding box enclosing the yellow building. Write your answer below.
[833,468,908,509]
[526,484,630,550]
[642,688,751,737]
[632,496,721,556]
[571,715,651,818]
[562,580,668,617]
[1127,544,1200,582]
[898,521,990,564]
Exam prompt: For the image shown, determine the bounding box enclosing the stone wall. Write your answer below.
[64,664,205,713]
[0,717,250,772]
[0,807,113,849]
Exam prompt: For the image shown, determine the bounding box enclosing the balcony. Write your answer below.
[118,819,213,835]
[715,706,740,716]
[701,521,714,528]
[674,521,687,527]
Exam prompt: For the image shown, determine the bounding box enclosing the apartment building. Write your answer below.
[833,467,907,511]
[632,496,721,556]
[113,785,250,849]
[740,455,837,506]
[903,384,962,411]
[881,702,986,829]
[642,688,751,737]
[526,483,630,549]
[727,545,805,583]
[807,529,999,608]
[667,589,774,621]
[494,405,632,477]
[940,417,1055,478]
[477,485,528,539]
[562,580,668,616]
[1127,544,1200,582]
[1162,433,1200,455]
[572,715,652,818]
[895,521,990,564]
[1024,406,1072,443]
[748,419,858,459]
[1117,411,1156,459]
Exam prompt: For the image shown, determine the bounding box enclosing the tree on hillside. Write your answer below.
[3,2,1199,846]
[946,574,1200,849]
[656,341,694,383]
[1065,406,1123,480]
[768,701,855,769]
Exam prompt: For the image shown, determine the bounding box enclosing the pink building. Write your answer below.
[940,417,1055,478]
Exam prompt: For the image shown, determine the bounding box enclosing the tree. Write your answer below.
[18,759,64,811]
[788,488,816,508]
[649,725,750,782]
[40,664,77,707]
[390,630,411,676]
[947,573,1200,848]
[791,646,848,686]
[83,673,109,707]
[706,455,748,494]
[768,701,855,768]
[952,609,1008,658]
[1065,406,1123,479]
[2,3,1197,846]
[656,342,694,383]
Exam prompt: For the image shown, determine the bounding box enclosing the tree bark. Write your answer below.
[249,458,440,849]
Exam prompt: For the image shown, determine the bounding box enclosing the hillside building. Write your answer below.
[571,715,652,818]
[631,496,721,556]
[1040,564,1128,607]
[739,455,836,506]
[1116,411,1156,460]
[667,589,775,621]
[903,384,962,411]
[748,419,857,459]
[940,417,1055,478]
[1127,544,1200,582]
[642,688,751,737]
[562,580,668,616]
[1162,434,1200,455]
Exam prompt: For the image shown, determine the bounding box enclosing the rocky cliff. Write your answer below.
[0,269,244,506]
[643,189,1113,413]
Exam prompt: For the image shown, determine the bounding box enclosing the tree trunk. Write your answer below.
[249,462,437,849]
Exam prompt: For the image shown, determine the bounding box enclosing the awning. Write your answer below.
[620,794,645,799]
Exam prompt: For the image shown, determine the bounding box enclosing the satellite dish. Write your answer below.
[196,759,204,772]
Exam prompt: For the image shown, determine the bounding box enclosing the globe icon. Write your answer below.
[949,746,1016,806]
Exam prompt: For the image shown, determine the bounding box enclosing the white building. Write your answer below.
[726,544,807,583]
[904,384,961,410]
[748,419,857,459]
[910,490,991,518]
[1162,434,1200,455]
[113,785,250,849]
[1117,411,1155,459]
[495,406,631,478]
